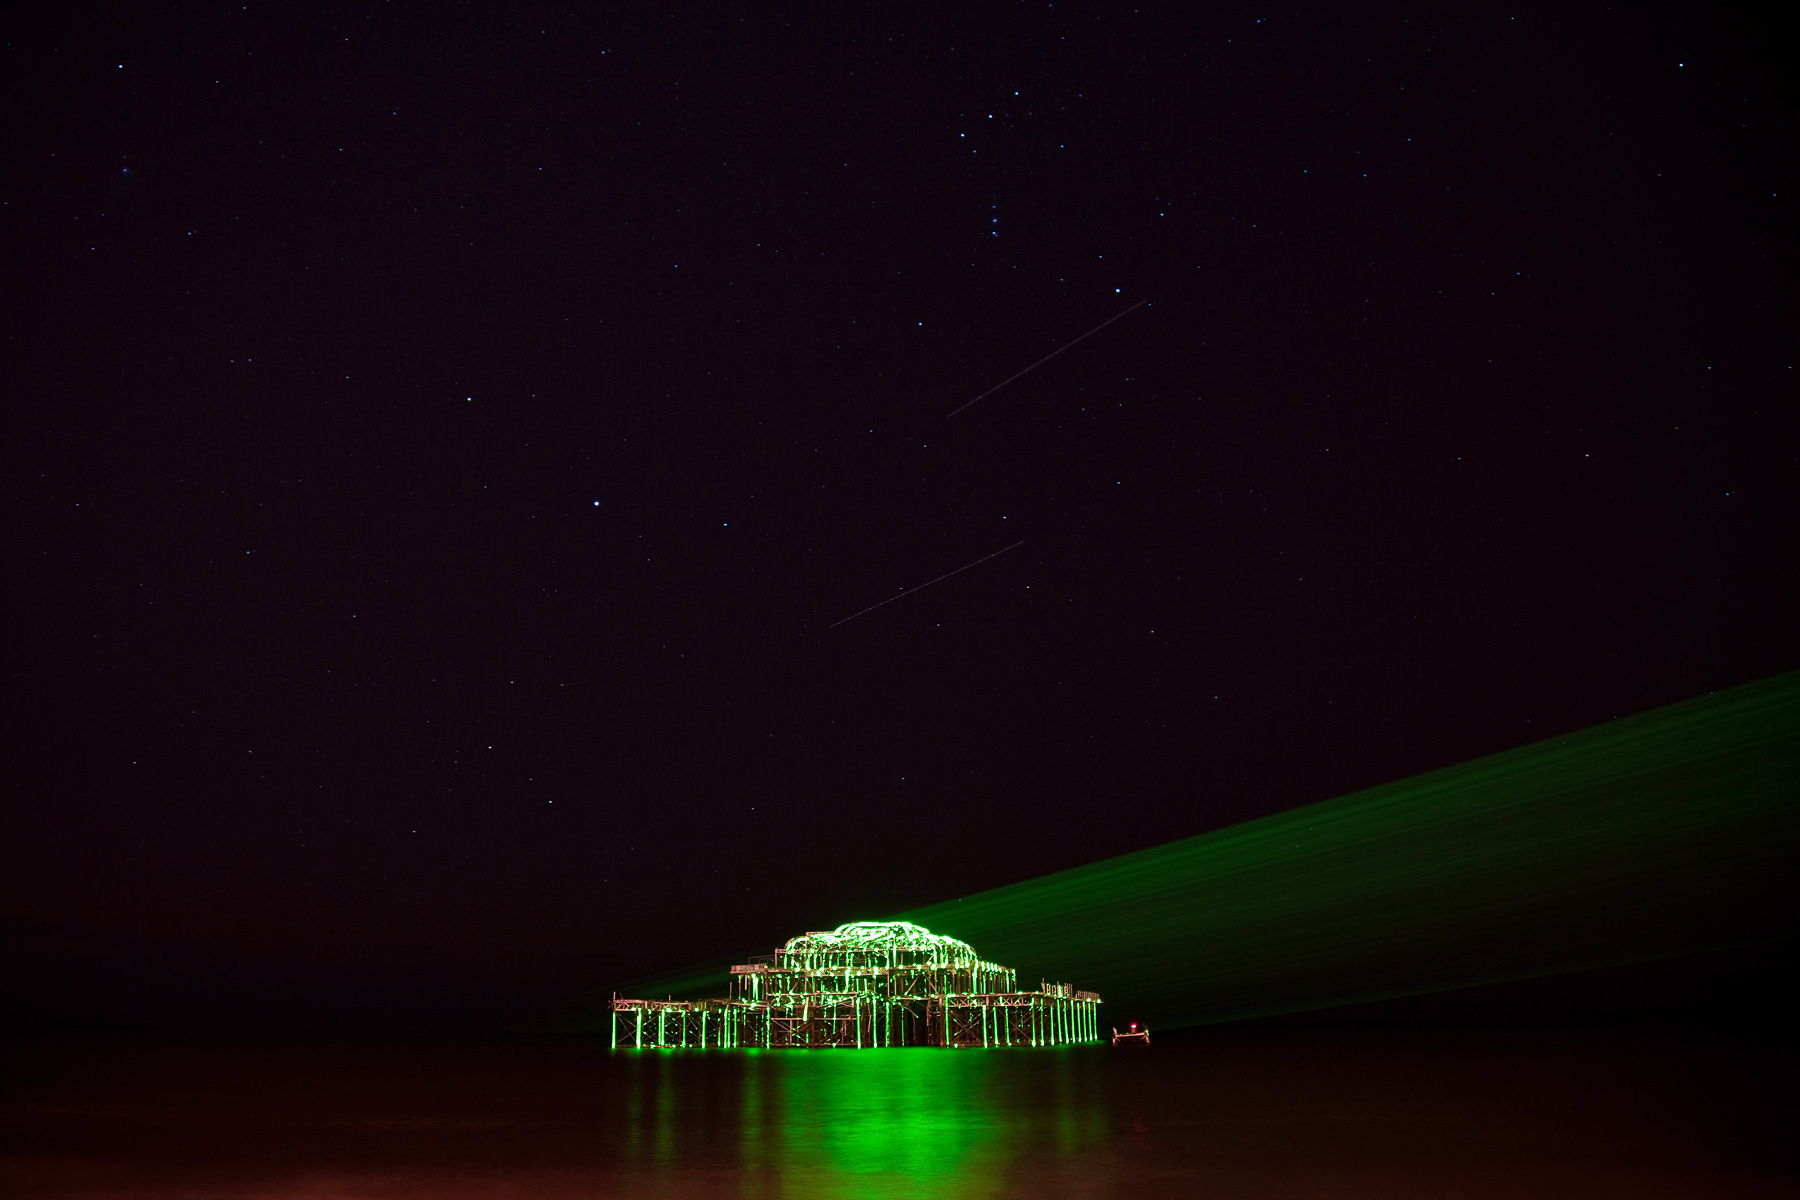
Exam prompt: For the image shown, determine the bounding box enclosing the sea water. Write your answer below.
[2,1024,1792,1197]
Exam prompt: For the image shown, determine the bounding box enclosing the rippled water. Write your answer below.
[3,1025,1793,1197]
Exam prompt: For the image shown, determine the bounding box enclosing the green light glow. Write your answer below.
[609,672,1799,1031]
[610,1046,1112,1196]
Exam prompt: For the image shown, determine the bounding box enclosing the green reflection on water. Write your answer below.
[619,1047,1109,1198]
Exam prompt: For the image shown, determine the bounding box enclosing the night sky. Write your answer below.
[4,2,1794,1029]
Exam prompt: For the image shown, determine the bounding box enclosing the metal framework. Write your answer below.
[611,921,1102,1049]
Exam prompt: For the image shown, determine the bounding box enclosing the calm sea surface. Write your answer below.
[2,1024,1794,1198]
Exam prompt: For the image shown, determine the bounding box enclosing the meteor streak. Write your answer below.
[946,299,1148,418]
[828,541,1025,629]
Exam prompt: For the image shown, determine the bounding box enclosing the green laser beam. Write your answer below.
[600,673,1799,1030]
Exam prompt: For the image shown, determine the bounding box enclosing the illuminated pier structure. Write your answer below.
[610,921,1102,1049]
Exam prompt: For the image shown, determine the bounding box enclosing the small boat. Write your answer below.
[1111,1023,1151,1046]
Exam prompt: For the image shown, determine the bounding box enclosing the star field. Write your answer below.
[2,0,1793,1026]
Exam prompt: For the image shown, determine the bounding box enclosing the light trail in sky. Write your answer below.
[946,299,1148,418]
[828,541,1026,629]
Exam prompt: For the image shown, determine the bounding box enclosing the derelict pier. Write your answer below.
[610,920,1101,1049]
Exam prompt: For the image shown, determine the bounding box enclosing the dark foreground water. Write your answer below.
[2,1024,1794,1198]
